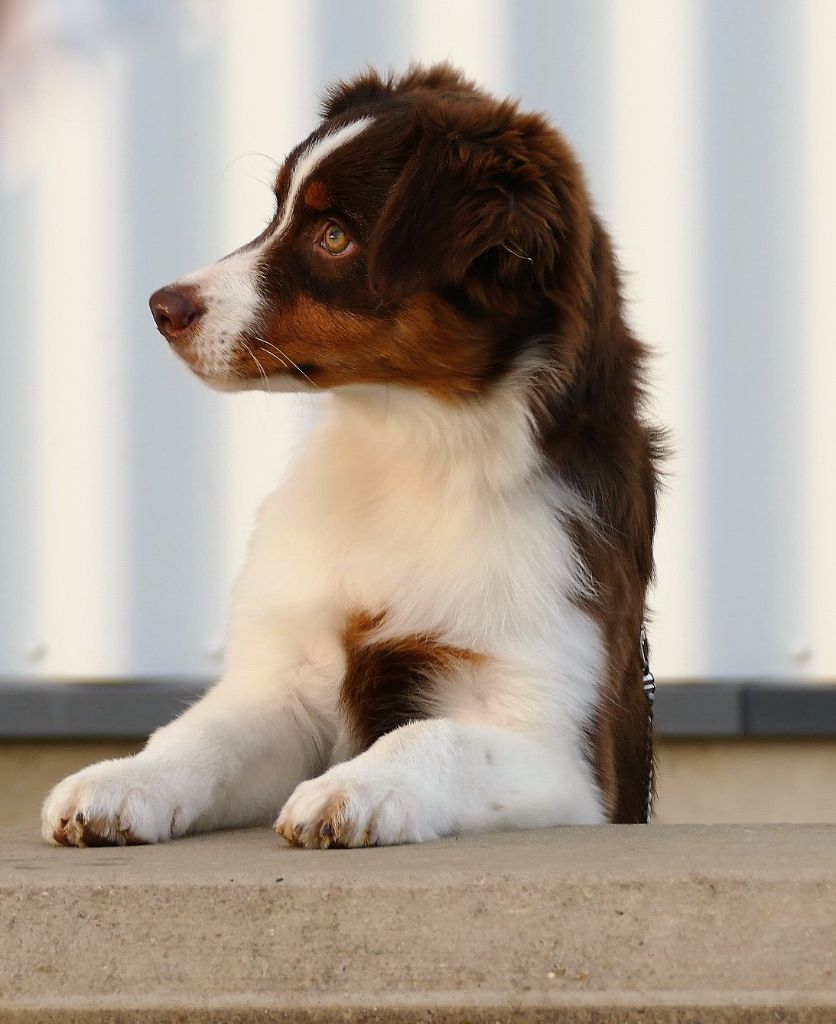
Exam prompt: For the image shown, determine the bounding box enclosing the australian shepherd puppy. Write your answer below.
[43,64,663,849]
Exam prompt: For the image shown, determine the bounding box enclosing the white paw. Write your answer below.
[275,767,436,849]
[41,757,184,847]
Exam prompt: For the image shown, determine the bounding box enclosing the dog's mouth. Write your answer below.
[267,359,321,386]
[232,341,323,389]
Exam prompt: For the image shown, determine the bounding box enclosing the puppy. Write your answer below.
[42,64,663,849]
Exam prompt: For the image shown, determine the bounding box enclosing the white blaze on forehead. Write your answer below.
[270,116,375,241]
[168,116,375,383]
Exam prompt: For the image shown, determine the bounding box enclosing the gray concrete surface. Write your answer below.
[1,824,834,1022]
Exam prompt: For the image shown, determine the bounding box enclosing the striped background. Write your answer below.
[1,0,834,683]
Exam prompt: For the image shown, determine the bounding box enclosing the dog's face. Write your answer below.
[149,65,591,399]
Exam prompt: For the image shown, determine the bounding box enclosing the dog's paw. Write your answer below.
[275,768,435,849]
[42,758,183,847]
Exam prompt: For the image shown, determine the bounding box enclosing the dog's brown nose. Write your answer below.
[149,285,204,341]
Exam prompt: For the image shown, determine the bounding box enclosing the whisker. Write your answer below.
[254,337,320,390]
[222,151,281,179]
[255,339,289,367]
[240,340,269,386]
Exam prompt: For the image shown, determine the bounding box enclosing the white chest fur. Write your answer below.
[231,382,605,740]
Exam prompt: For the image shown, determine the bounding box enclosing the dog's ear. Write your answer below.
[367,94,575,304]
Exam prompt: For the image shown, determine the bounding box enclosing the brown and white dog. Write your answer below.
[42,65,663,848]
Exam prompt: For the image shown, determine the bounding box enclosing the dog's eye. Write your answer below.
[321,223,352,256]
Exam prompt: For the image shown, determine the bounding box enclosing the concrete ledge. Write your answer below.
[1,825,834,1022]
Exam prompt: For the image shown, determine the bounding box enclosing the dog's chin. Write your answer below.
[189,364,318,395]
[195,371,249,393]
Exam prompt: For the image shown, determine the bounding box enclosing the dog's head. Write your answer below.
[149,64,594,398]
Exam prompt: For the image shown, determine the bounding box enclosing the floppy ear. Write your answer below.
[366,96,569,303]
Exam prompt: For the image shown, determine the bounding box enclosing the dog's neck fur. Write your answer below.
[325,356,557,495]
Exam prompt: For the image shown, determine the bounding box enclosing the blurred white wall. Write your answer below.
[1,0,834,682]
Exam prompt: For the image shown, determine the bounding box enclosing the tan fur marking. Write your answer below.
[277,792,352,849]
[303,180,331,211]
[254,294,494,399]
[58,811,144,848]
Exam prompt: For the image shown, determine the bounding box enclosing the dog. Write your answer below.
[42,64,663,849]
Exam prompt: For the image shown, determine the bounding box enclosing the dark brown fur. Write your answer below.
[340,612,483,756]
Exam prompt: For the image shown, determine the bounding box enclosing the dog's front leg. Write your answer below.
[42,620,344,847]
[40,682,327,847]
[276,717,605,848]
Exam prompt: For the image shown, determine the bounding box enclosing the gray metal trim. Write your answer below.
[655,681,836,738]
[0,679,835,740]
[653,682,744,737]
[0,680,208,739]
[744,684,836,737]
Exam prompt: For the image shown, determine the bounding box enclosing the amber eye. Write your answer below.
[321,222,352,255]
